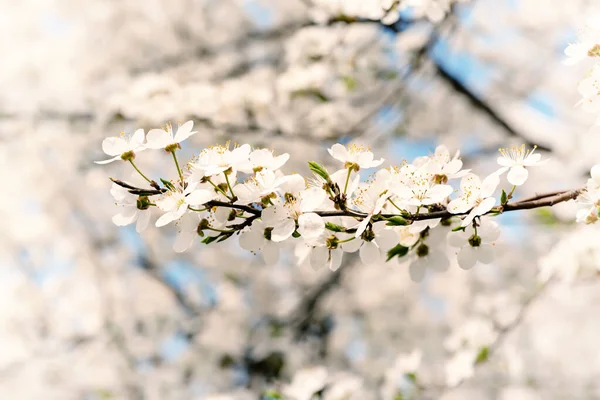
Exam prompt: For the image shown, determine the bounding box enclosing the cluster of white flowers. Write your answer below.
[565,13,600,124]
[97,121,593,282]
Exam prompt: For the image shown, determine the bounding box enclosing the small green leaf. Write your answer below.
[160,178,175,191]
[475,346,489,364]
[387,244,409,261]
[406,372,417,384]
[308,161,331,183]
[385,216,408,226]
[290,88,329,102]
[325,222,345,232]
[342,75,357,91]
[501,189,507,205]
[201,235,220,245]
[217,233,233,242]
[263,390,283,399]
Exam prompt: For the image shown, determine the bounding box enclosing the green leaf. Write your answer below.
[201,235,220,245]
[387,244,409,261]
[308,161,331,183]
[501,189,508,205]
[325,222,345,232]
[475,346,489,364]
[290,88,329,102]
[160,178,175,191]
[217,233,233,242]
[263,390,283,399]
[535,208,560,226]
[385,216,408,226]
[406,372,417,384]
[342,75,357,91]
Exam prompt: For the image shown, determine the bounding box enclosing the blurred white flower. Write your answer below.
[445,349,476,387]
[564,14,600,65]
[239,219,281,265]
[283,366,328,400]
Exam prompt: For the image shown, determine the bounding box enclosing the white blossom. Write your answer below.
[447,173,500,227]
[496,145,545,186]
[95,129,146,164]
[155,183,215,227]
[447,219,500,270]
[328,143,384,170]
[145,121,197,149]
[109,183,151,232]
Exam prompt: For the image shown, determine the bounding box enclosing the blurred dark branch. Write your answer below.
[431,60,552,152]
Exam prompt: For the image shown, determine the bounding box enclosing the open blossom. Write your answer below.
[447,218,500,270]
[191,142,251,177]
[109,183,151,232]
[346,222,398,265]
[155,183,215,227]
[564,14,600,65]
[239,148,290,173]
[413,145,469,182]
[391,164,453,207]
[407,228,449,282]
[496,145,545,186]
[96,129,146,164]
[328,143,384,170]
[352,176,391,237]
[447,173,500,227]
[145,121,197,150]
[239,220,282,265]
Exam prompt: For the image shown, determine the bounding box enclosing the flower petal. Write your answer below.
[174,121,196,143]
[457,246,478,270]
[95,156,121,164]
[359,241,381,265]
[480,173,500,197]
[155,211,176,227]
[174,230,195,253]
[102,137,129,156]
[328,143,349,163]
[112,207,137,226]
[135,210,151,233]
[506,165,528,186]
[271,218,296,242]
[239,228,264,252]
[310,246,328,270]
[186,189,214,206]
[298,213,325,240]
[262,241,280,265]
[409,258,426,282]
[477,244,495,264]
[145,129,172,149]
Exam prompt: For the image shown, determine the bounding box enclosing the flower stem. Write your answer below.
[343,168,353,195]
[129,160,152,183]
[388,198,405,213]
[338,237,355,244]
[224,172,236,199]
[508,185,517,199]
[206,178,233,201]
[189,206,207,212]
[170,150,184,183]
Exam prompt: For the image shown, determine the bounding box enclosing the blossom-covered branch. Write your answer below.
[97,121,599,282]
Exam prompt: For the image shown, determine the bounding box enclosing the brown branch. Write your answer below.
[111,178,581,224]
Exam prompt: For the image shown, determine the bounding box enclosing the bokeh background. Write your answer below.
[2,0,600,399]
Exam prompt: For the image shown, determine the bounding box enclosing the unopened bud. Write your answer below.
[120,151,135,161]
[165,143,181,153]
[136,196,151,210]
[468,234,482,247]
[416,243,429,257]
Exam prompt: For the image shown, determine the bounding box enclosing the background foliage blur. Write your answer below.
[2,0,600,399]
